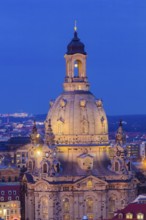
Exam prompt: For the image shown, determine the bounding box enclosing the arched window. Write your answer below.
[137,213,144,220]
[109,198,115,213]
[126,213,133,219]
[63,198,70,212]
[86,197,93,213]
[74,59,82,77]
[115,161,119,172]
[41,197,49,220]
[43,163,48,173]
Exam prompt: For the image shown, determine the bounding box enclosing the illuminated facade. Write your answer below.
[23,28,138,220]
[0,166,20,220]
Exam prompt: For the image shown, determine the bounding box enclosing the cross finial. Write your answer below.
[74,20,77,32]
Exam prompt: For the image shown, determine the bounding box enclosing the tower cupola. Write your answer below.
[67,27,86,55]
[64,24,89,92]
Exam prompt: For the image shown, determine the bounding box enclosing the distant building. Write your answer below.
[140,142,146,160]
[126,143,141,161]
[0,164,21,220]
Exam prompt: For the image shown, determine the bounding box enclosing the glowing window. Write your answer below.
[74,60,79,77]
[63,198,70,212]
[88,215,94,220]
[109,199,115,212]
[126,213,133,219]
[40,197,49,220]
[86,197,93,213]
[137,213,144,220]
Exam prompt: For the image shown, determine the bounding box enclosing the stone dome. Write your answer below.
[46,91,108,145]
[45,29,109,145]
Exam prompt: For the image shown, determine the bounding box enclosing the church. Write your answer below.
[22,26,138,220]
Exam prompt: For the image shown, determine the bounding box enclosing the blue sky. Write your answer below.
[0,0,146,115]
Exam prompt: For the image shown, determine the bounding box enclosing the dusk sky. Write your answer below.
[0,0,146,115]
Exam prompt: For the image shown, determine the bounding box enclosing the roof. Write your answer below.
[66,31,86,55]
[112,203,146,220]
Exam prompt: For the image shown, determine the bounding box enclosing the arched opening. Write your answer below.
[86,197,93,213]
[74,60,82,77]
[115,161,119,172]
[108,198,115,218]
[43,163,48,173]
[63,198,70,212]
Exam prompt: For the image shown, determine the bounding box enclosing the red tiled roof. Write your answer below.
[112,203,146,219]
[0,183,20,202]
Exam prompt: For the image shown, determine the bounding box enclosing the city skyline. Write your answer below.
[0,0,146,115]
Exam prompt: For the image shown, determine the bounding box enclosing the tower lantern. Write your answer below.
[64,25,89,92]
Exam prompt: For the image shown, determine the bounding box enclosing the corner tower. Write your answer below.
[45,26,109,145]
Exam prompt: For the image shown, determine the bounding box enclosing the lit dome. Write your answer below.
[46,91,108,145]
[45,29,109,145]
